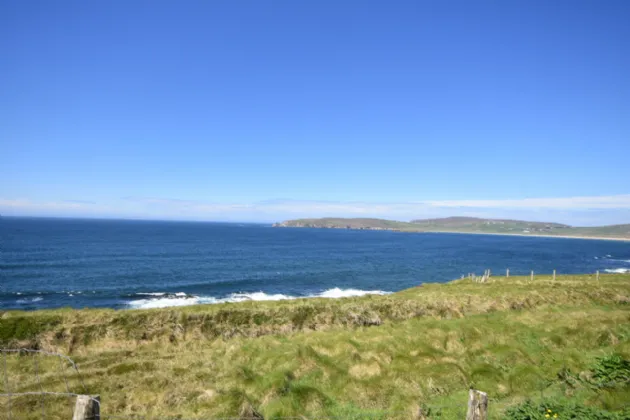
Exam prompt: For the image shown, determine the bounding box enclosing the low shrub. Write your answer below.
[505,399,627,420]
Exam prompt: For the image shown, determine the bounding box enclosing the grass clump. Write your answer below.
[0,314,62,345]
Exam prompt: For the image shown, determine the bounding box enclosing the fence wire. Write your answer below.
[1,348,95,420]
[94,413,460,420]
[1,348,467,420]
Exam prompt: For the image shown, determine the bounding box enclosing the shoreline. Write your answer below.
[276,225,630,242]
[274,217,630,241]
[9,272,630,313]
[421,230,630,242]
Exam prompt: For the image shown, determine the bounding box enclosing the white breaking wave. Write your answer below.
[128,296,218,309]
[127,288,391,309]
[227,292,293,302]
[604,268,630,273]
[318,287,389,298]
[16,297,43,304]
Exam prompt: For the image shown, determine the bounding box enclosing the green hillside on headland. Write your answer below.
[2,273,630,419]
[274,217,630,240]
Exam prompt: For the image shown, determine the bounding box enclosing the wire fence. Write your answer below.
[1,348,95,420]
[0,348,454,420]
[0,348,469,419]
[89,410,471,420]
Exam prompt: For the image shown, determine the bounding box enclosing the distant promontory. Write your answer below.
[273,217,630,240]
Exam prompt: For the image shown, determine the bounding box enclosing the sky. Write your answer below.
[1,0,629,225]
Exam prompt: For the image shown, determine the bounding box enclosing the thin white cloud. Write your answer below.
[424,195,630,209]
[0,198,93,211]
[63,199,97,205]
[2,194,630,225]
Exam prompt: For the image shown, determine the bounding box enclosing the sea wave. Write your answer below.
[318,287,389,298]
[16,297,43,304]
[604,268,630,273]
[127,288,390,309]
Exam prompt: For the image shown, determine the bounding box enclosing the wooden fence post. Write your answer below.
[506,268,509,278]
[553,270,556,281]
[596,270,600,282]
[466,389,488,420]
[73,395,100,420]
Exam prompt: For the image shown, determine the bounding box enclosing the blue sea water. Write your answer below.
[1,217,629,310]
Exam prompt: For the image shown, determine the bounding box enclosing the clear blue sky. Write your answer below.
[1,0,629,224]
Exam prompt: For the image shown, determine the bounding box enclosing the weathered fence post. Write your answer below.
[466,389,488,420]
[596,270,600,282]
[530,270,534,282]
[506,268,509,277]
[73,395,100,420]
[553,269,556,281]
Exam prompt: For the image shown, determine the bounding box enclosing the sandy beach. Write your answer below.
[426,230,630,242]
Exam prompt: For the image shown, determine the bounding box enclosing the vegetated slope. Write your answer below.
[410,216,570,234]
[274,216,630,239]
[1,274,629,419]
[411,217,630,237]
[273,217,417,230]
[568,224,630,238]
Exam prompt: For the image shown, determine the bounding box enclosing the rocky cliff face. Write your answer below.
[273,221,314,228]
[273,221,334,228]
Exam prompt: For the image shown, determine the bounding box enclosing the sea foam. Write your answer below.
[16,297,43,304]
[318,287,389,298]
[127,288,390,309]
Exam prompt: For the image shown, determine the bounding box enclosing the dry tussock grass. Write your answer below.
[1,274,629,418]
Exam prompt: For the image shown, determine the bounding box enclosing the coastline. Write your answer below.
[274,224,630,242]
[420,230,630,242]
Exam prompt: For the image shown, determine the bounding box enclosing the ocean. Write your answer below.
[1,217,629,311]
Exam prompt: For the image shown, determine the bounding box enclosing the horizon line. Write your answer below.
[2,214,629,228]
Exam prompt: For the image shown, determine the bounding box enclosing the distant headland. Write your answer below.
[273,217,630,241]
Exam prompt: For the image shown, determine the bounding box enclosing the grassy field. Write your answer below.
[1,273,630,419]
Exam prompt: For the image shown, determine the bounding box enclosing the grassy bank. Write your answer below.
[1,274,630,419]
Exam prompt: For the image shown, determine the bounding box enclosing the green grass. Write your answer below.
[1,273,629,419]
